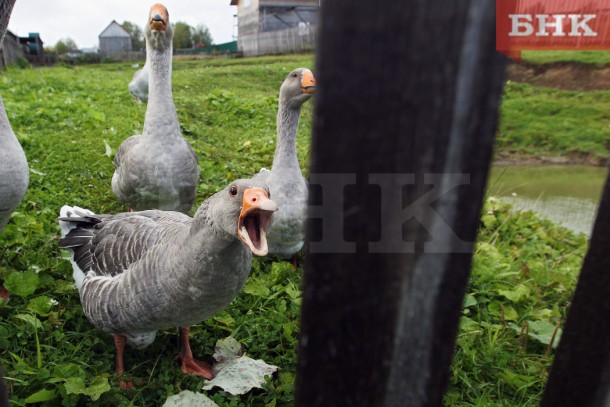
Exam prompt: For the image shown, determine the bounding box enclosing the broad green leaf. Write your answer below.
[25,388,58,403]
[53,363,85,380]
[27,296,56,316]
[530,308,553,320]
[284,284,301,301]
[498,284,531,303]
[489,302,519,321]
[463,294,477,308]
[64,376,111,401]
[53,279,76,293]
[243,277,270,297]
[4,270,39,297]
[14,314,43,329]
[481,213,497,228]
[103,139,113,158]
[527,320,562,348]
[212,311,236,331]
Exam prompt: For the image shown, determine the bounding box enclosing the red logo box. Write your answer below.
[497,0,610,60]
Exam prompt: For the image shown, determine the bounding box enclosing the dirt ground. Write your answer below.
[506,62,610,91]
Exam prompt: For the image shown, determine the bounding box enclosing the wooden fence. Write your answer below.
[296,0,610,406]
[238,24,316,57]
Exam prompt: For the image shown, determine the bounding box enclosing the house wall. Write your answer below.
[238,23,315,56]
[99,37,133,57]
[259,0,318,6]
[234,0,319,56]
[236,0,261,37]
[260,6,318,32]
[1,32,25,67]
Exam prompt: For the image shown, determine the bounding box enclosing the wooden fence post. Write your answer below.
[0,0,16,46]
[541,174,610,406]
[295,1,506,406]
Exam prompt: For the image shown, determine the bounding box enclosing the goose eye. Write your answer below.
[229,186,238,196]
[292,73,298,78]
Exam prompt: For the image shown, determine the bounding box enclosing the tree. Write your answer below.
[54,38,78,54]
[173,21,193,49]
[192,24,213,48]
[122,21,144,51]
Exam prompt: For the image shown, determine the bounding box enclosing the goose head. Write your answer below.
[145,3,173,51]
[280,68,316,108]
[209,179,278,256]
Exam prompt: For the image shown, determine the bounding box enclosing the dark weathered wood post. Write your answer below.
[296,1,506,406]
[0,0,16,46]
[541,174,610,407]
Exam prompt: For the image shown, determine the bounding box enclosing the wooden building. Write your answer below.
[98,20,132,58]
[230,0,319,56]
[1,30,44,67]
[1,30,23,67]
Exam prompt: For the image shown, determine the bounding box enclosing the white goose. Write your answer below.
[59,179,277,387]
[113,4,199,213]
[253,68,315,258]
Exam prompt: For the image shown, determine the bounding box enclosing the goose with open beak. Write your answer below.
[58,179,277,387]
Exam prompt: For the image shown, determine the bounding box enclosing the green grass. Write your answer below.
[497,81,610,162]
[522,50,610,66]
[446,198,586,406]
[0,54,590,405]
[0,55,313,406]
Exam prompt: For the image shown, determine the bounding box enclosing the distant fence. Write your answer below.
[174,41,238,56]
[238,25,316,57]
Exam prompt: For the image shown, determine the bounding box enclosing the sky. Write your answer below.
[8,0,237,49]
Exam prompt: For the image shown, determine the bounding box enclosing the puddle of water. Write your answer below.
[488,165,608,236]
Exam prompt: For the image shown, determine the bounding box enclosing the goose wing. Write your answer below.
[59,210,188,278]
[113,135,140,171]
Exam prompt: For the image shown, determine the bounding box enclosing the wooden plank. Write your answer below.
[0,0,16,47]
[295,0,506,405]
[541,172,610,406]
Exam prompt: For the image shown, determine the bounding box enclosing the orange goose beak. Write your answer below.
[301,69,316,94]
[237,188,278,256]
[150,4,168,31]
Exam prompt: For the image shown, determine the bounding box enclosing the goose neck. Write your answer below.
[143,45,179,138]
[272,100,302,171]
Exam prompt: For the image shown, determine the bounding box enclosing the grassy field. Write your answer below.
[0,54,591,405]
[522,50,610,65]
[497,81,610,162]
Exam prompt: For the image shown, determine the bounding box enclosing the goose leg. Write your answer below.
[291,255,299,271]
[178,326,213,379]
[0,285,10,301]
[114,335,133,389]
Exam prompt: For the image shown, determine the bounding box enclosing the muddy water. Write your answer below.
[487,165,608,236]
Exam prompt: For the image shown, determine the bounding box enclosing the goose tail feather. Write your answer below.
[58,205,98,291]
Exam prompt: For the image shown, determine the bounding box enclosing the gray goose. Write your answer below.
[0,0,28,234]
[112,4,199,213]
[58,179,277,387]
[253,68,315,258]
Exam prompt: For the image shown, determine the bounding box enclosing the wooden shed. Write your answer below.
[98,20,132,58]
[230,0,319,56]
[0,30,24,67]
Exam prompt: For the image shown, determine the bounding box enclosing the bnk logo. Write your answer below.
[497,1,610,60]
[509,14,597,37]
